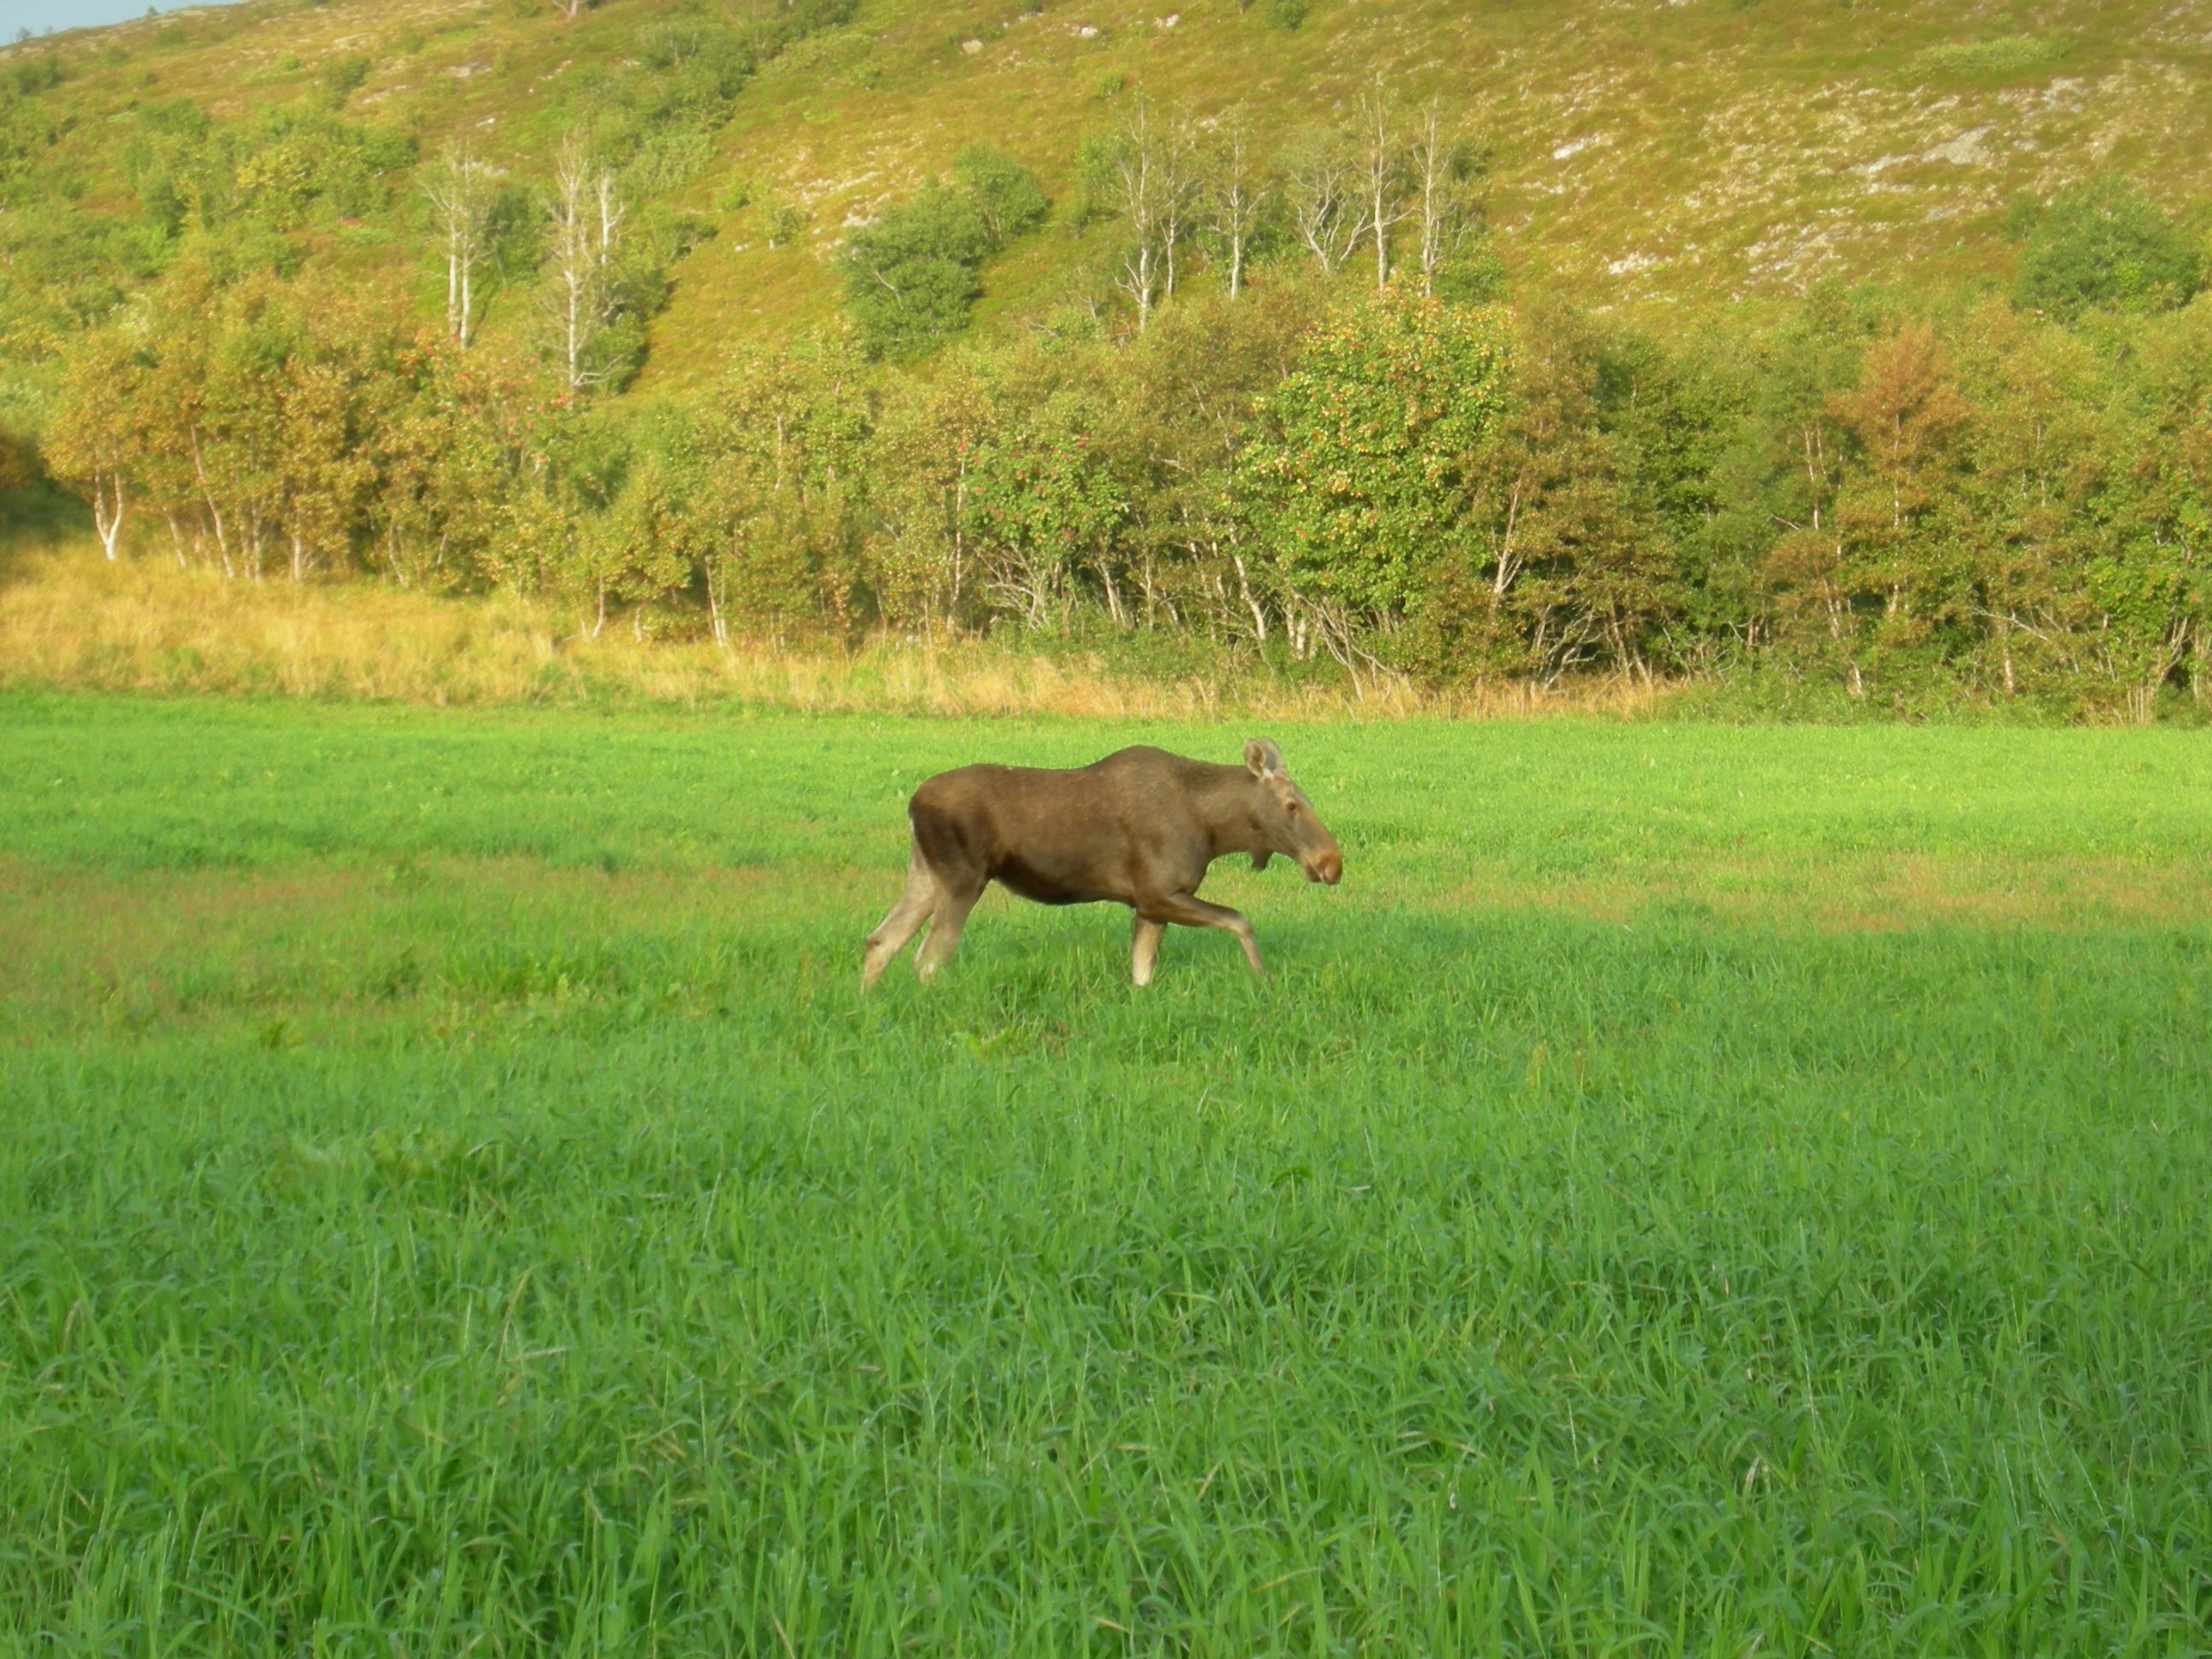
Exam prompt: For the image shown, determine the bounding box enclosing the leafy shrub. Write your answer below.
[555,17,757,197]
[633,16,754,95]
[1434,243,1507,304]
[122,107,417,232]
[841,152,1048,358]
[2013,178,2199,316]
[623,127,716,195]
[1239,290,1513,621]
[954,144,1050,245]
[776,0,860,36]
[9,54,62,96]
[842,188,993,358]
[317,53,370,109]
[761,196,808,247]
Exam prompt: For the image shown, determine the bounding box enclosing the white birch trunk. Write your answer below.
[91,463,125,561]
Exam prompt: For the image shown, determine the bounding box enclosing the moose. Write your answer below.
[862,738,1343,987]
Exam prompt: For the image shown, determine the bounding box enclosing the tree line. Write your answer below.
[43,175,2212,721]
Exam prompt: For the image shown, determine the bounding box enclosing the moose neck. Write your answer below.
[1195,767,1273,861]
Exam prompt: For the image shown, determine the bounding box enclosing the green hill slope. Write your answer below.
[663,0,2212,388]
[4,0,2209,411]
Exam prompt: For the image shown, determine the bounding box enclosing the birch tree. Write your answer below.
[595,166,626,279]
[870,367,999,633]
[1357,79,1410,290]
[422,144,492,346]
[1280,126,1359,276]
[1409,102,1478,297]
[546,137,625,395]
[1090,95,1169,329]
[1202,112,1267,301]
[275,353,376,583]
[1156,111,1199,306]
[47,326,140,561]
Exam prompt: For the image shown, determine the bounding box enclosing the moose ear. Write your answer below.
[1243,737,1285,778]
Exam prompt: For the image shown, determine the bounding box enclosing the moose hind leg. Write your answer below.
[907,799,987,981]
[1131,916,1166,987]
[862,852,936,989]
[916,862,987,981]
[915,875,985,980]
[1140,891,1266,975]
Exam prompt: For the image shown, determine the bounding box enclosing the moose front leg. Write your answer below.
[1131,915,1166,987]
[1138,891,1265,975]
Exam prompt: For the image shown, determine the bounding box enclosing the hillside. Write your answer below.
[4,0,2210,408]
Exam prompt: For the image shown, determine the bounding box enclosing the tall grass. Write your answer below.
[3,696,2210,1653]
[0,544,1666,719]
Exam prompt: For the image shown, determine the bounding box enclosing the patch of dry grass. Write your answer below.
[0,543,1665,719]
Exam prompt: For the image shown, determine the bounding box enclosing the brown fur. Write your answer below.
[863,737,1344,987]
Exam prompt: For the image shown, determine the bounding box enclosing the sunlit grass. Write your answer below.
[3,693,2210,1653]
[0,543,1661,719]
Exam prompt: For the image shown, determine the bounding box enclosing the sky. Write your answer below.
[2,0,245,41]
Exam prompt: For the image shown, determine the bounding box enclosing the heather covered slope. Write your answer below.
[5,0,2210,406]
[668,0,2212,387]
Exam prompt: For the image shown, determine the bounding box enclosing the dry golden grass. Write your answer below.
[0,543,1665,719]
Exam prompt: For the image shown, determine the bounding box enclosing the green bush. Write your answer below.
[1434,244,1507,304]
[2013,178,2199,316]
[9,55,63,96]
[760,196,808,247]
[954,143,1050,245]
[842,188,993,358]
[841,153,1047,359]
[317,53,370,109]
[1238,290,1514,620]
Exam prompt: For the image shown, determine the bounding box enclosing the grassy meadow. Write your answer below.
[3,692,2212,1652]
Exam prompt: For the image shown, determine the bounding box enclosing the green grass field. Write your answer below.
[4,692,2212,1655]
